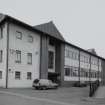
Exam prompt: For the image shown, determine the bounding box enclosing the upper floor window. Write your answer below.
[15,50,21,63]
[0,71,2,79]
[15,71,21,79]
[16,31,22,40]
[48,51,54,69]
[0,50,3,62]
[65,49,78,60]
[49,38,55,46]
[0,27,3,39]
[28,35,33,43]
[27,72,32,80]
[27,53,32,64]
[80,55,89,63]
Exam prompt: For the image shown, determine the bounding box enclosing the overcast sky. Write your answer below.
[0,0,105,57]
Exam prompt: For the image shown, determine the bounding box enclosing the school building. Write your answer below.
[0,13,105,88]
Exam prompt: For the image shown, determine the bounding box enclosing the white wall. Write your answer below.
[8,23,40,88]
[0,23,8,88]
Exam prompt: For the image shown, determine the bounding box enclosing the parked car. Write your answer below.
[32,79,59,90]
[73,81,87,87]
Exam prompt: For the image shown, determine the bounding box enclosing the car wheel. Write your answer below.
[35,87,38,90]
[42,86,47,90]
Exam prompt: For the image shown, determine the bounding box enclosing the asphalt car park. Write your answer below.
[0,87,105,105]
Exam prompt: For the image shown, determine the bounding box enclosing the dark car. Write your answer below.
[32,79,58,90]
[73,81,87,87]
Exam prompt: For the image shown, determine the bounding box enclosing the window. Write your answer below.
[15,71,21,79]
[49,38,55,46]
[15,50,21,63]
[0,50,3,62]
[73,67,78,77]
[16,31,22,39]
[0,27,3,39]
[0,71,2,79]
[65,68,70,76]
[27,72,32,80]
[65,49,69,57]
[48,51,54,69]
[28,35,33,43]
[27,53,32,64]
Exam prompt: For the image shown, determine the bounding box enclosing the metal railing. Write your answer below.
[89,80,100,97]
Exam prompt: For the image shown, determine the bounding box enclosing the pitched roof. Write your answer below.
[0,13,6,23]
[34,21,65,41]
[0,13,104,60]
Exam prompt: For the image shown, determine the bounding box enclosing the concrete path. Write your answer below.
[94,86,105,98]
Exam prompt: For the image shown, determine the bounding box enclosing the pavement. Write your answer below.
[0,87,105,105]
[94,86,105,98]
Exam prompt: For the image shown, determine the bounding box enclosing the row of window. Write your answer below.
[65,67,101,78]
[16,31,34,43]
[0,29,34,43]
[15,71,32,80]
[0,50,32,64]
[80,55,89,63]
[15,50,32,64]
[65,49,78,60]
[65,49,100,66]
[0,71,32,80]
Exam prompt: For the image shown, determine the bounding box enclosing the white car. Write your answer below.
[32,79,58,90]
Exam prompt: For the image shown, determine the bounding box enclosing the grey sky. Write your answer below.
[0,0,105,57]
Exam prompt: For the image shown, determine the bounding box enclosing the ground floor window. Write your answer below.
[80,68,89,78]
[65,68,70,76]
[27,72,32,80]
[15,71,21,79]
[65,66,78,77]
[0,71,2,79]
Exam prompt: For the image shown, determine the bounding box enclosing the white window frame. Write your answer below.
[15,50,21,63]
[0,71,2,79]
[0,50,3,62]
[15,71,21,79]
[16,31,22,40]
[28,35,33,43]
[27,72,32,80]
[27,53,32,64]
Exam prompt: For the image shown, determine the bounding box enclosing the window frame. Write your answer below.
[28,35,33,43]
[15,71,21,80]
[0,71,2,79]
[16,31,22,40]
[15,50,21,63]
[48,51,54,69]
[27,72,32,80]
[27,53,32,64]
[0,50,3,62]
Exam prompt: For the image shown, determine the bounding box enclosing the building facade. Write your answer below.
[0,14,104,88]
